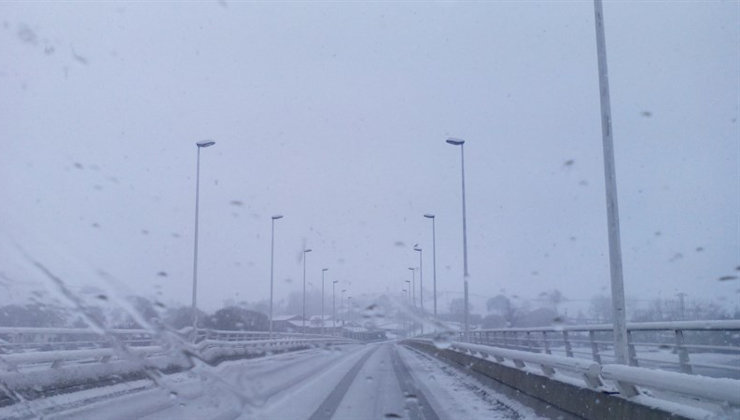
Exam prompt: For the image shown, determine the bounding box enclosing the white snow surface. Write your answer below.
[396,345,544,420]
[2,342,544,419]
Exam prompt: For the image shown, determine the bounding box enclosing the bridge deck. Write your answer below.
[3,342,541,420]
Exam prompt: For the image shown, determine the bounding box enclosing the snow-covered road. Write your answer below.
[4,342,544,420]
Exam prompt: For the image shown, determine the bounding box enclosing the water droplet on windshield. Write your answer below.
[551,316,565,331]
[362,303,385,319]
[432,331,455,349]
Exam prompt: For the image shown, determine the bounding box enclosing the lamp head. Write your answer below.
[196,140,216,148]
[272,215,284,220]
[423,214,435,219]
[304,248,312,253]
[446,138,465,146]
[322,268,329,272]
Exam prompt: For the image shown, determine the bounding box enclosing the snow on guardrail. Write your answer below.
[459,319,740,377]
[448,340,603,388]
[601,363,740,405]
[410,336,740,415]
[0,328,357,401]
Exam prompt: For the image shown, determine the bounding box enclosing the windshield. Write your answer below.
[1,2,738,419]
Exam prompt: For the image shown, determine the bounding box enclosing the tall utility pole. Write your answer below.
[269,215,283,337]
[446,138,469,340]
[191,140,215,338]
[593,0,629,364]
[408,267,416,307]
[424,214,438,317]
[321,268,329,335]
[332,280,338,335]
[302,249,312,332]
[414,246,423,312]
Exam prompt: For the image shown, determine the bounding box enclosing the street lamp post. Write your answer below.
[341,289,346,326]
[405,279,411,306]
[593,0,628,365]
[424,214,437,317]
[446,137,470,340]
[333,280,339,335]
[191,139,215,337]
[414,246,424,334]
[321,268,328,335]
[413,246,423,312]
[402,288,408,336]
[269,215,283,337]
[408,267,416,308]
[302,248,312,332]
[347,296,352,323]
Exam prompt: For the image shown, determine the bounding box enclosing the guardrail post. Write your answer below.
[615,379,639,398]
[540,364,555,376]
[589,330,601,363]
[583,364,603,389]
[542,331,551,355]
[516,331,522,349]
[627,330,638,366]
[526,332,534,352]
[563,331,573,357]
[674,329,692,374]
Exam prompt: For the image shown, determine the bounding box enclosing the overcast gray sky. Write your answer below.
[1,1,738,314]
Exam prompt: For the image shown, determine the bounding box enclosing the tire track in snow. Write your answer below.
[308,345,380,420]
[390,345,441,420]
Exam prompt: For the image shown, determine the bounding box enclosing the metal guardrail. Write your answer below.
[0,327,357,403]
[410,337,740,415]
[0,327,158,352]
[446,340,603,388]
[458,320,740,378]
[600,363,740,405]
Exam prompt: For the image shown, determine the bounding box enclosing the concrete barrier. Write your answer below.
[406,339,705,420]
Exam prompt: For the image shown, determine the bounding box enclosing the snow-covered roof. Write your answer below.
[272,315,303,321]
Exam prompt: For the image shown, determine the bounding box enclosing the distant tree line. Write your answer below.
[1,289,736,331]
[437,289,739,329]
[0,296,269,332]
